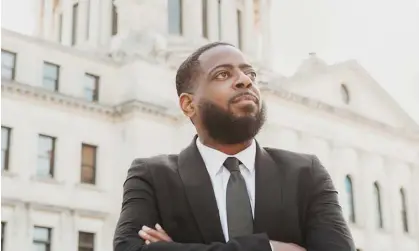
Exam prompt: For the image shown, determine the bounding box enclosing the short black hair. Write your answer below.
[175,41,234,96]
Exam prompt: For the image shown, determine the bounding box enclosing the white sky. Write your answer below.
[2,0,418,121]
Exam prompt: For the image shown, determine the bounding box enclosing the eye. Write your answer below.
[247,71,257,80]
[215,71,230,80]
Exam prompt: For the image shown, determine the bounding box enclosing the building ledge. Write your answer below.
[0,198,109,219]
[1,80,179,121]
[2,80,419,142]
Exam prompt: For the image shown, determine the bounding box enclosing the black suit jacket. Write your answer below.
[114,137,355,251]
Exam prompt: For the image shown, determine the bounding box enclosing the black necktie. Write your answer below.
[224,157,253,239]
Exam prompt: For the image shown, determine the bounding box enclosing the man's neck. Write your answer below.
[198,136,253,155]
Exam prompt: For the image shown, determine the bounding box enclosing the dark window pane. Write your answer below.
[1,68,14,80]
[168,0,182,34]
[237,9,242,49]
[78,232,94,251]
[373,182,383,228]
[72,3,79,45]
[43,63,59,91]
[112,4,118,36]
[2,222,5,251]
[37,136,55,178]
[1,127,11,171]
[33,227,50,242]
[42,79,58,91]
[1,51,15,66]
[1,50,16,80]
[202,0,208,38]
[84,74,99,101]
[33,243,48,251]
[81,144,96,184]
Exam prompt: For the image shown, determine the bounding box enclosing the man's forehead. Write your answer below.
[198,45,250,71]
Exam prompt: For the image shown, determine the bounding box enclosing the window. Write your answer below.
[86,0,91,39]
[72,3,79,45]
[344,175,356,223]
[84,74,99,102]
[400,188,409,233]
[42,62,60,91]
[237,9,243,49]
[373,182,384,229]
[33,227,51,251]
[1,50,16,80]
[81,144,97,184]
[1,127,11,171]
[58,14,63,42]
[168,0,182,34]
[37,135,55,178]
[112,3,118,36]
[78,232,95,251]
[1,222,5,251]
[202,0,208,38]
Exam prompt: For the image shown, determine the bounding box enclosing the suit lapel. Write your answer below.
[178,136,225,243]
[253,144,285,238]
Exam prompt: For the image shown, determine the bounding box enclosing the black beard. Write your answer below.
[198,99,267,144]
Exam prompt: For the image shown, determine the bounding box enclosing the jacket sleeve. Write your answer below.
[113,159,272,251]
[304,155,356,251]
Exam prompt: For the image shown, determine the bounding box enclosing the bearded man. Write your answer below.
[113,42,355,251]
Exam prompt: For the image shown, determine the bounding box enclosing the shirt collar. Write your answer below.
[196,137,256,177]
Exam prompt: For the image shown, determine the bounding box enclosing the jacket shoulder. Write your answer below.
[263,147,315,169]
[130,154,179,172]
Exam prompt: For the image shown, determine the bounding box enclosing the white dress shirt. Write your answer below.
[196,137,256,242]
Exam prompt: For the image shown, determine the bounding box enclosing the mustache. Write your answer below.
[229,92,259,104]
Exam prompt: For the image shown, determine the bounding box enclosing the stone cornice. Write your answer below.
[260,84,419,141]
[1,80,178,121]
[0,197,109,218]
[2,80,418,141]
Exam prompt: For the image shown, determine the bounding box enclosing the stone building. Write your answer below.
[1,1,419,251]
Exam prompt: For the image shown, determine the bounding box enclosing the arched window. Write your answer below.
[373,182,384,228]
[345,175,356,223]
[400,188,409,233]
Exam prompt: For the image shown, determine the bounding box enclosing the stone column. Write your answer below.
[33,0,44,37]
[99,0,113,46]
[243,0,255,55]
[260,0,272,65]
[206,0,220,41]
[42,0,54,40]
[78,0,89,44]
[87,0,101,46]
[220,0,236,43]
[182,0,203,40]
[60,0,73,46]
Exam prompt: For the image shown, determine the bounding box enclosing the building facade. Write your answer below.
[2,1,419,251]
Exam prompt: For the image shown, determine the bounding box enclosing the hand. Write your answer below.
[270,241,306,251]
[139,224,173,245]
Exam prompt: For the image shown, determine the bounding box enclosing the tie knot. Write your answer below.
[224,157,241,173]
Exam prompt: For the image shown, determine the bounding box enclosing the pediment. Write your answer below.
[282,56,418,131]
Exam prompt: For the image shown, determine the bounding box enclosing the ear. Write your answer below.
[179,93,196,118]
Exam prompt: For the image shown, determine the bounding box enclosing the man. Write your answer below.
[113,42,355,251]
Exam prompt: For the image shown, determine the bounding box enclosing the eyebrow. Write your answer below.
[208,63,254,75]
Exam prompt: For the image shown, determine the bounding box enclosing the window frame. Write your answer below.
[1,50,17,80]
[37,134,56,178]
[81,143,97,185]
[1,126,11,171]
[33,226,52,251]
[42,61,60,92]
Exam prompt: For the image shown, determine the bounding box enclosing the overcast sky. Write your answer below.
[2,0,418,121]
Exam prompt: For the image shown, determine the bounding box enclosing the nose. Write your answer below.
[233,71,253,89]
